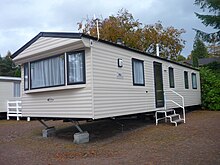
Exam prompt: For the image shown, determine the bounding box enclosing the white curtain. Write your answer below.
[14,82,20,97]
[192,73,197,89]
[31,55,64,88]
[169,67,175,88]
[133,60,144,84]
[68,52,84,83]
[24,63,29,90]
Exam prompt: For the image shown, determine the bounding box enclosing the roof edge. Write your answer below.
[81,34,199,71]
[11,32,199,71]
[0,76,21,81]
[11,32,83,59]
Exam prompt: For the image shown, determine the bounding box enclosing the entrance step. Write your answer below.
[155,108,184,126]
[171,119,184,126]
[168,114,179,118]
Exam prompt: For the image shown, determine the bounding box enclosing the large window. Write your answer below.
[67,51,85,84]
[169,67,175,88]
[14,82,20,97]
[132,58,145,86]
[184,71,189,89]
[192,73,197,89]
[24,63,29,90]
[30,55,65,89]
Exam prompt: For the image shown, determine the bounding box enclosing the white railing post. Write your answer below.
[164,91,167,110]
[16,101,19,121]
[163,89,186,123]
[7,101,10,120]
[7,100,22,121]
[182,97,185,123]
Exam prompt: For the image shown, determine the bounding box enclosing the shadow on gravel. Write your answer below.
[55,116,155,142]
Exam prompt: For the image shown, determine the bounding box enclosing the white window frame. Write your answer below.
[184,71,189,89]
[132,58,145,86]
[169,67,175,88]
[192,73,197,89]
[67,51,86,85]
[24,63,29,90]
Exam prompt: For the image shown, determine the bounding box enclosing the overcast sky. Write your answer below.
[0,0,213,57]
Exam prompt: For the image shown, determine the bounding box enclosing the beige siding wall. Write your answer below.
[21,48,93,118]
[0,81,20,112]
[0,81,13,112]
[16,36,200,119]
[160,62,201,109]
[92,41,201,119]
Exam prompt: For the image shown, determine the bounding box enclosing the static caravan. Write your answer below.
[0,76,21,114]
[11,32,201,123]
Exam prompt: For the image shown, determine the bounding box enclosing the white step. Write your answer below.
[173,119,184,123]
[171,118,184,126]
[168,114,179,118]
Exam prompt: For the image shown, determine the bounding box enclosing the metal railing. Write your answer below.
[164,89,185,123]
[7,100,22,121]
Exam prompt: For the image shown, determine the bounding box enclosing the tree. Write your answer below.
[78,9,186,60]
[187,54,192,60]
[200,65,220,110]
[0,51,20,77]
[176,55,186,62]
[207,44,220,56]
[194,0,220,43]
[191,38,209,67]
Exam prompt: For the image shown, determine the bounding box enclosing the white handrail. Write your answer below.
[164,89,185,123]
[166,100,183,109]
[7,100,22,121]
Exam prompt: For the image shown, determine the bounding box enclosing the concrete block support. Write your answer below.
[74,131,89,144]
[42,127,56,138]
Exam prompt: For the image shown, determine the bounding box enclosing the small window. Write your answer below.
[24,63,29,90]
[192,73,197,89]
[67,51,86,84]
[184,71,189,89]
[169,67,175,88]
[30,55,65,89]
[14,82,20,97]
[132,58,145,86]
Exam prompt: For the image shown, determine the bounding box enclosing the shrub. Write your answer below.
[200,66,220,110]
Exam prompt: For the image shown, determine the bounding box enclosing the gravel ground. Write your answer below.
[0,110,219,165]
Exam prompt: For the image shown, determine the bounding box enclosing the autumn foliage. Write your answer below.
[78,9,186,60]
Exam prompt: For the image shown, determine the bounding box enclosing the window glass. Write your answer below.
[192,73,197,89]
[184,71,189,89]
[24,63,29,90]
[67,51,85,84]
[14,82,20,97]
[169,67,175,88]
[132,59,145,86]
[30,55,65,89]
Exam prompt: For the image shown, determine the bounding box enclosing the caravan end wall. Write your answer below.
[0,77,21,113]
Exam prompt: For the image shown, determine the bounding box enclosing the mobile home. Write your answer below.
[0,76,21,114]
[11,32,201,121]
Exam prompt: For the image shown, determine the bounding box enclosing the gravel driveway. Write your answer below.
[0,110,219,165]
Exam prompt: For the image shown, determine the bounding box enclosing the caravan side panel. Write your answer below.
[92,42,156,119]
[157,61,201,109]
[92,41,201,119]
